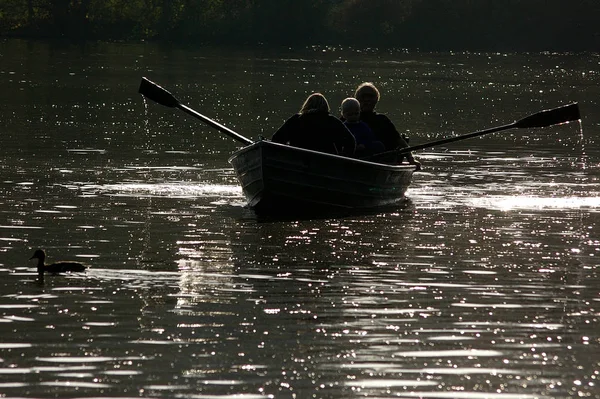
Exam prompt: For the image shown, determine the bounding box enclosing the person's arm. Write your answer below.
[379,115,403,148]
[332,116,356,156]
[382,115,420,167]
[271,114,299,144]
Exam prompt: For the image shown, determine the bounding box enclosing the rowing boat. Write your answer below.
[228,140,416,212]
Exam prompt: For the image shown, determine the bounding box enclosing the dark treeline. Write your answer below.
[1,0,599,51]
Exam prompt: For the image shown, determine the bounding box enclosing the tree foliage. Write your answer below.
[0,0,598,51]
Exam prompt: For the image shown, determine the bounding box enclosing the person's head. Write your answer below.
[300,93,330,114]
[354,82,380,113]
[341,97,361,122]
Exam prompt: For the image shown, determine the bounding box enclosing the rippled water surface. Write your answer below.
[0,39,599,398]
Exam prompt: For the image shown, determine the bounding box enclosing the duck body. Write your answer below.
[42,261,87,274]
[29,249,88,279]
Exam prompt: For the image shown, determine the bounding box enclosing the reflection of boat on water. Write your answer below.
[228,140,416,213]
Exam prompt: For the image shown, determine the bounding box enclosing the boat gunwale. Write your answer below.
[227,140,418,172]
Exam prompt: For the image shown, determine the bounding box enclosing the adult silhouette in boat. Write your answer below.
[271,93,356,157]
[354,82,421,168]
[29,249,87,282]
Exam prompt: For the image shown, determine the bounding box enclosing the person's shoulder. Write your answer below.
[373,112,392,122]
[372,112,397,130]
[283,113,301,123]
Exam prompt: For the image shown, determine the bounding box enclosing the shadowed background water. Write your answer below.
[0,39,598,398]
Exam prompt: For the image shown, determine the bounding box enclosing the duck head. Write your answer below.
[29,249,46,262]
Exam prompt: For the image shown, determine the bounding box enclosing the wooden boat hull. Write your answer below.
[228,141,415,213]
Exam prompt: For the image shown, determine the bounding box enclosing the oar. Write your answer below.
[138,77,254,146]
[370,102,581,160]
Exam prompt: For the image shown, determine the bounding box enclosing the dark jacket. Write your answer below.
[360,110,409,151]
[272,112,356,156]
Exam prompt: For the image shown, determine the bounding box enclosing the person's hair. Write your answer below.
[354,82,380,102]
[300,93,330,114]
[341,97,360,115]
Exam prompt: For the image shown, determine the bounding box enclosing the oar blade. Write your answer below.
[515,102,580,129]
[138,77,254,146]
[138,77,180,108]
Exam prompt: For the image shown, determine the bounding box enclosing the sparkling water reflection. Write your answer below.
[0,40,598,398]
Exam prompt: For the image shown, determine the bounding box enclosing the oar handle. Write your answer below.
[396,123,513,155]
[178,104,254,145]
[138,77,254,146]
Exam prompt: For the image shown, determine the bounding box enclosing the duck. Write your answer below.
[29,249,88,281]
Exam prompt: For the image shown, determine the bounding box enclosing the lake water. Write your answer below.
[0,39,599,398]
